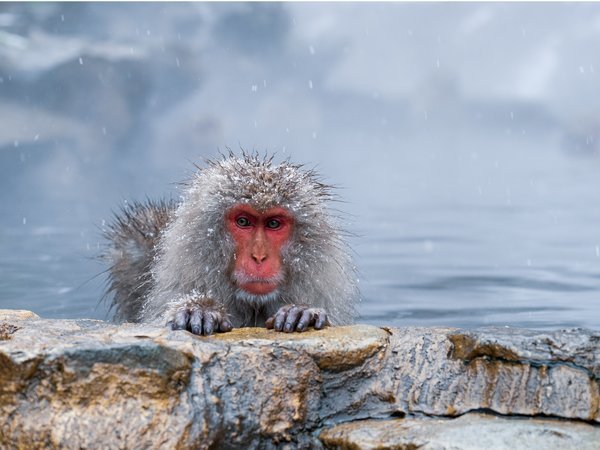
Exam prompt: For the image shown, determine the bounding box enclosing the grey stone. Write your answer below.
[0,310,598,449]
[320,413,600,450]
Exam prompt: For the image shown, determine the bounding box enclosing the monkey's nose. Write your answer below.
[252,252,268,263]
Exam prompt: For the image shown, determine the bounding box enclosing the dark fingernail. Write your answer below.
[176,308,191,329]
[203,313,215,335]
[275,318,285,331]
[297,311,313,332]
[315,315,327,329]
[315,321,329,330]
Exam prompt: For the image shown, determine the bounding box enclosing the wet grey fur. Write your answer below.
[103,153,359,328]
[102,199,176,322]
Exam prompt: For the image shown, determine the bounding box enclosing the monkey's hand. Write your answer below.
[265,304,330,332]
[166,296,233,336]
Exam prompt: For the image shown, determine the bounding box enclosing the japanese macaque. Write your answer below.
[103,153,359,335]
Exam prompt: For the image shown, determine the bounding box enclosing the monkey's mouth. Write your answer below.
[233,271,283,295]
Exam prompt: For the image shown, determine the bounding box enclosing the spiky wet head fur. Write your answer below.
[141,153,359,327]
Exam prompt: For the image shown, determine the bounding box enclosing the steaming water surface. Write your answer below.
[2,134,599,330]
[354,140,600,330]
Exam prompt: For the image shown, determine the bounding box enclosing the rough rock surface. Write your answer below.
[320,413,600,450]
[0,309,598,449]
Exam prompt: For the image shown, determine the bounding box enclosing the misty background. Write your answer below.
[1,2,599,329]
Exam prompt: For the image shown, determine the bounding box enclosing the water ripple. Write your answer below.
[390,275,595,293]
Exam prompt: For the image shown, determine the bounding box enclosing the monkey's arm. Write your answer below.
[265,304,330,333]
[166,296,233,336]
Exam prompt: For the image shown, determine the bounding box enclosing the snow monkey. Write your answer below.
[103,153,359,335]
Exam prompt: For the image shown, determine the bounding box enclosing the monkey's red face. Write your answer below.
[226,205,294,296]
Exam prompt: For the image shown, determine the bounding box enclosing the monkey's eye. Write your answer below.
[236,217,251,227]
[266,219,281,230]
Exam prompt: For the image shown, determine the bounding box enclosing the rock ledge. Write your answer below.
[0,309,598,449]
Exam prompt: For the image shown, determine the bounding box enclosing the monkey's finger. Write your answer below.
[273,309,288,332]
[314,312,329,330]
[296,309,314,332]
[166,320,176,330]
[265,317,275,329]
[203,312,216,336]
[284,306,303,333]
[174,309,191,331]
[219,318,233,332]
[189,308,204,335]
